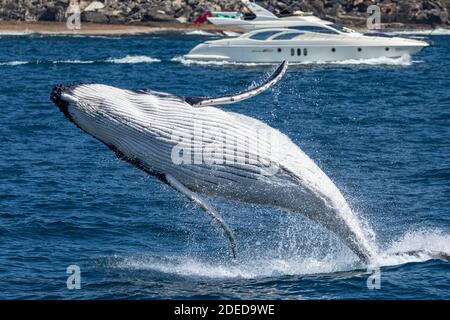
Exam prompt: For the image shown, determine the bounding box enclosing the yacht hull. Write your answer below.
[185,44,426,63]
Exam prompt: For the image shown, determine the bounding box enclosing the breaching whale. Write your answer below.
[51,61,376,263]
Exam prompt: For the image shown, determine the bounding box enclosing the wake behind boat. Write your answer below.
[184,27,429,63]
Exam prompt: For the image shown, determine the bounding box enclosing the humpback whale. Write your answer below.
[51,61,375,263]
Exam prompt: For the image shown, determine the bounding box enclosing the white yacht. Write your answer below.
[184,27,429,63]
[208,0,338,32]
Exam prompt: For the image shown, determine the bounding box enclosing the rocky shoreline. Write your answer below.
[0,0,449,30]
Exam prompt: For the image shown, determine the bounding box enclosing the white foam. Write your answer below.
[0,56,161,66]
[171,56,274,66]
[71,35,122,39]
[106,55,161,64]
[52,59,95,64]
[184,30,220,36]
[0,60,28,66]
[172,54,414,67]
[320,54,413,66]
[0,31,32,36]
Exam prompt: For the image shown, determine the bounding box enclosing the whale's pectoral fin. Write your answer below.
[165,174,237,258]
[185,60,288,107]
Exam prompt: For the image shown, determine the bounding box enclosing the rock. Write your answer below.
[81,11,109,23]
[142,11,176,22]
[171,0,184,11]
[176,16,188,23]
[84,1,105,12]
[0,0,448,27]
[38,6,64,22]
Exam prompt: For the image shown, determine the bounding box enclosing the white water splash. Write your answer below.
[172,54,415,67]
[107,253,356,279]
[106,55,161,64]
[105,228,449,279]
[375,229,450,266]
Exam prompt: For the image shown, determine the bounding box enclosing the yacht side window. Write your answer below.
[249,31,281,40]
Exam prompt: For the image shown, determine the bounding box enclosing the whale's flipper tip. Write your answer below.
[186,60,288,107]
[165,174,238,259]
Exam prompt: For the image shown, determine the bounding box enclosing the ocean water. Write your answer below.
[0,33,449,299]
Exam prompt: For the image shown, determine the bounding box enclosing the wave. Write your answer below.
[0,59,95,65]
[52,59,95,64]
[0,55,161,66]
[0,61,29,66]
[105,55,161,64]
[70,35,122,39]
[184,30,221,37]
[0,31,32,36]
[172,54,414,67]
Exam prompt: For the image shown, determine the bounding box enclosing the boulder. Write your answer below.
[38,5,65,22]
[81,11,109,23]
[142,11,176,22]
[84,1,105,12]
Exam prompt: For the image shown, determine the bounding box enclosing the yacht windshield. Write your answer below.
[272,32,304,40]
[249,30,282,40]
[290,26,338,34]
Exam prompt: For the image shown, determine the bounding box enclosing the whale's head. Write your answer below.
[51,83,158,147]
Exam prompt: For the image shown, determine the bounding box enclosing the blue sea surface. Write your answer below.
[0,32,449,299]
